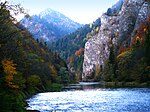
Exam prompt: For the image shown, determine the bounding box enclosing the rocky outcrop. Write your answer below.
[82,0,150,80]
[118,0,145,43]
[130,1,150,43]
[82,14,119,80]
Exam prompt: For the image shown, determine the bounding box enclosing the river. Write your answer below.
[26,82,150,112]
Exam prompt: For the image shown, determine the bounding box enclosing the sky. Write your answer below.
[4,0,119,24]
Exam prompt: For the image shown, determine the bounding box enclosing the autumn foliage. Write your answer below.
[132,14,150,46]
[119,47,124,54]
[2,59,19,89]
[75,48,84,57]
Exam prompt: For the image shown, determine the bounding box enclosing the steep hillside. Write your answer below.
[50,18,101,80]
[82,0,150,83]
[0,3,69,111]
[21,8,82,42]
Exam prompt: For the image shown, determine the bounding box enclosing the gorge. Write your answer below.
[0,0,150,111]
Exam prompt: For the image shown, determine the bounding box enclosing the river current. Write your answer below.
[26,82,150,112]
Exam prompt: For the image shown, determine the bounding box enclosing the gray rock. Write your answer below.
[82,14,119,80]
[118,0,145,43]
[130,1,150,44]
[82,0,149,80]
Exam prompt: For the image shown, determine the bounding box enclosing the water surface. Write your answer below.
[27,82,150,112]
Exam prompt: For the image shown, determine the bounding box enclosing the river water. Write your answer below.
[26,82,150,112]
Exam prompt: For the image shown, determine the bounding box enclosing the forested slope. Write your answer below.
[0,1,69,111]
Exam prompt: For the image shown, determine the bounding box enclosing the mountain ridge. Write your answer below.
[21,8,83,42]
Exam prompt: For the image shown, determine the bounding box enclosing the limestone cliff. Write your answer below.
[82,0,150,80]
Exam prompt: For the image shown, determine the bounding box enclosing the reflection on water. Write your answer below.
[26,82,150,112]
[64,82,103,90]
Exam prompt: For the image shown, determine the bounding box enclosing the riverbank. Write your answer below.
[63,81,150,90]
[103,81,150,88]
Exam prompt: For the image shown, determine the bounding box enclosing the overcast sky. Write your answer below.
[5,0,119,24]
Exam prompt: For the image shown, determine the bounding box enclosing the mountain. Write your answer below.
[82,0,150,82]
[50,17,101,80]
[39,9,82,33]
[20,8,83,42]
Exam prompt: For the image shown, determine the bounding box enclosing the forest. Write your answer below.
[0,1,69,111]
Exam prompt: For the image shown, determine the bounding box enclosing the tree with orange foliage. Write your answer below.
[75,48,84,57]
[125,46,131,51]
[2,59,19,89]
[132,14,150,47]
[78,48,84,53]
[75,51,80,57]
[119,47,124,54]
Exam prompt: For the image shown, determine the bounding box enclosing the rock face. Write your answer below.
[118,0,145,43]
[82,0,150,80]
[82,14,119,80]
